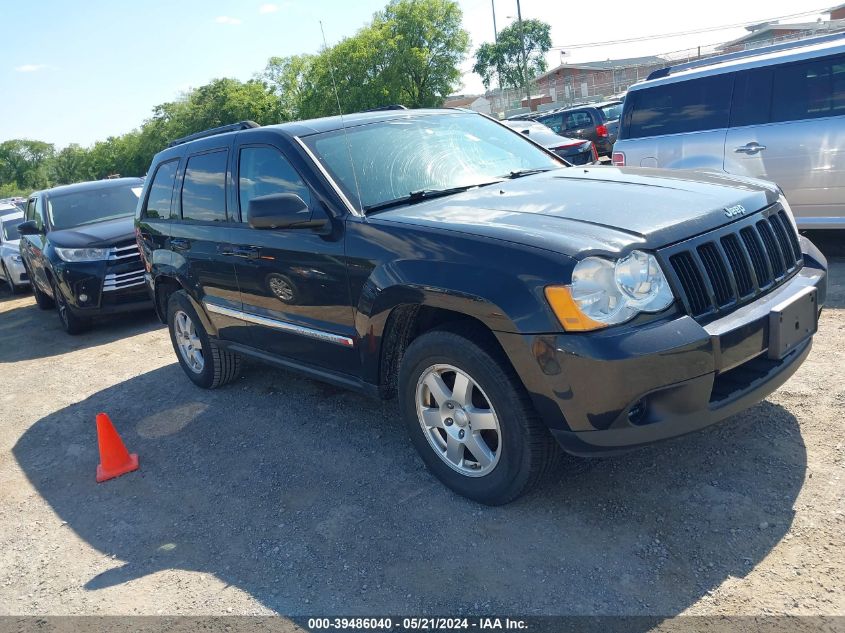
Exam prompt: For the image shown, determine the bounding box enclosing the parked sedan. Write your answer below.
[502,120,598,165]
[0,211,29,294]
[18,178,152,333]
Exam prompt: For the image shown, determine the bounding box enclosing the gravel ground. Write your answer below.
[0,232,842,620]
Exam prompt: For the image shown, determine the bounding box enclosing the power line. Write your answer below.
[550,7,829,50]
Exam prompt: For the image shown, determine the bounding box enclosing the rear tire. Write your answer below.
[167,290,241,389]
[51,278,89,335]
[398,327,559,505]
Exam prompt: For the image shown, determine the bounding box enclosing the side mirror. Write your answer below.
[17,220,42,236]
[247,193,327,230]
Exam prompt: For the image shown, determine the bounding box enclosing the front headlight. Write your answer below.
[54,247,111,262]
[545,250,675,331]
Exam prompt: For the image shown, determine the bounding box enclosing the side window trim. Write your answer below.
[179,147,231,224]
[235,143,313,223]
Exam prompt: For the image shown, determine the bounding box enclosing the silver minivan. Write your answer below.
[613,33,845,229]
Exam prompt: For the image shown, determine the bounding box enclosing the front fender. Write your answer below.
[355,257,566,387]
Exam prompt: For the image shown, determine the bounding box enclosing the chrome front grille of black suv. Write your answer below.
[103,240,145,292]
[661,205,802,320]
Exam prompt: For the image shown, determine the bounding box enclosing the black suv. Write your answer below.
[136,110,826,504]
[535,100,623,157]
[18,178,152,333]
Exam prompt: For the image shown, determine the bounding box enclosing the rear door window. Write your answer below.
[143,159,179,219]
[771,54,845,123]
[626,74,732,138]
[181,150,229,222]
[564,111,593,130]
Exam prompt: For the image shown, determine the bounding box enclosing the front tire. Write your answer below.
[398,328,559,505]
[31,277,55,310]
[51,278,89,335]
[167,290,241,389]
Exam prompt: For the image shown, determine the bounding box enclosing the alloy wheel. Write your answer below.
[174,310,205,373]
[415,363,502,477]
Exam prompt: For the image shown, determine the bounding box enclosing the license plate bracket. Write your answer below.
[768,287,818,360]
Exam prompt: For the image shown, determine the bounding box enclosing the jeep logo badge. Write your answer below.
[725,204,746,218]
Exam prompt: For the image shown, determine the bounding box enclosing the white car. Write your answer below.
[0,209,30,294]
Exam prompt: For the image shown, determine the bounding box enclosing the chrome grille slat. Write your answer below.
[663,205,802,320]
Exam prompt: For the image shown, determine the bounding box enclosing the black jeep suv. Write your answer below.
[136,110,826,505]
[19,178,152,333]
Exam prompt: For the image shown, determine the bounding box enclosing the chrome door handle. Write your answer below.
[735,143,767,155]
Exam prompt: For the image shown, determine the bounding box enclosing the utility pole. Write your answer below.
[492,0,501,95]
[516,0,531,109]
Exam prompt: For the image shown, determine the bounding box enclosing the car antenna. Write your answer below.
[320,21,364,212]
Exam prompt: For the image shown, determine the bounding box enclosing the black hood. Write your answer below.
[48,216,135,248]
[373,166,781,257]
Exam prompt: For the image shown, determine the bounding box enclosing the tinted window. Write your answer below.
[47,184,141,230]
[564,111,593,130]
[599,103,623,121]
[144,159,179,219]
[730,68,772,127]
[772,54,845,123]
[25,198,43,230]
[627,74,732,138]
[538,113,563,133]
[238,147,311,220]
[181,151,228,222]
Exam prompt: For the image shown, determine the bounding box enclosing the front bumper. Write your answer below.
[497,260,826,456]
[55,261,152,316]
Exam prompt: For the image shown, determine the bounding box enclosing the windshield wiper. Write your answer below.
[504,167,555,179]
[363,181,501,214]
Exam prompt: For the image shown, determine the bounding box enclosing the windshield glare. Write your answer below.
[304,113,562,211]
[47,185,141,230]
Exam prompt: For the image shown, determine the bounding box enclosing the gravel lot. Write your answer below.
[0,232,842,620]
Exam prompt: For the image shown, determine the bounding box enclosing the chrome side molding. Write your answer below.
[204,302,355,348]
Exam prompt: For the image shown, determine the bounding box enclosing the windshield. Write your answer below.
[47,184,141,230]
[600,103,624,121]
[303,113,562,211]
[1,216,22,241]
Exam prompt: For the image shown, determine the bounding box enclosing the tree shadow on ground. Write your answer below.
[13,362,807,623]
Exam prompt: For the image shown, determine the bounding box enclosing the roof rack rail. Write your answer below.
[361,104,408,112]
[646,32,845,81]
[167,121,260,148]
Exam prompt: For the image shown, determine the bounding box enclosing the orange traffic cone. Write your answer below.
[95,412,139,483]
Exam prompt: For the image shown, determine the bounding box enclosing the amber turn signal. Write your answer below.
[544,286,607,332]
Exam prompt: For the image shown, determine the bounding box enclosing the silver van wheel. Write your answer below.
[174,310,204,373]
[415,364,502,477]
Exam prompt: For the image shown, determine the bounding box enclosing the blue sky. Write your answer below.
[1,0,827,148]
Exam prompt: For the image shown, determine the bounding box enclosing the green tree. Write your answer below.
[378,0,469,107]
[49,144,90,184]
[0,140,55,190]
[261,55,316,121]
[472,18,551,90]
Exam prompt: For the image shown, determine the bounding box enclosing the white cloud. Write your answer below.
[215,16,242,25]
[259,3,279,14]
[15,64,47,72]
